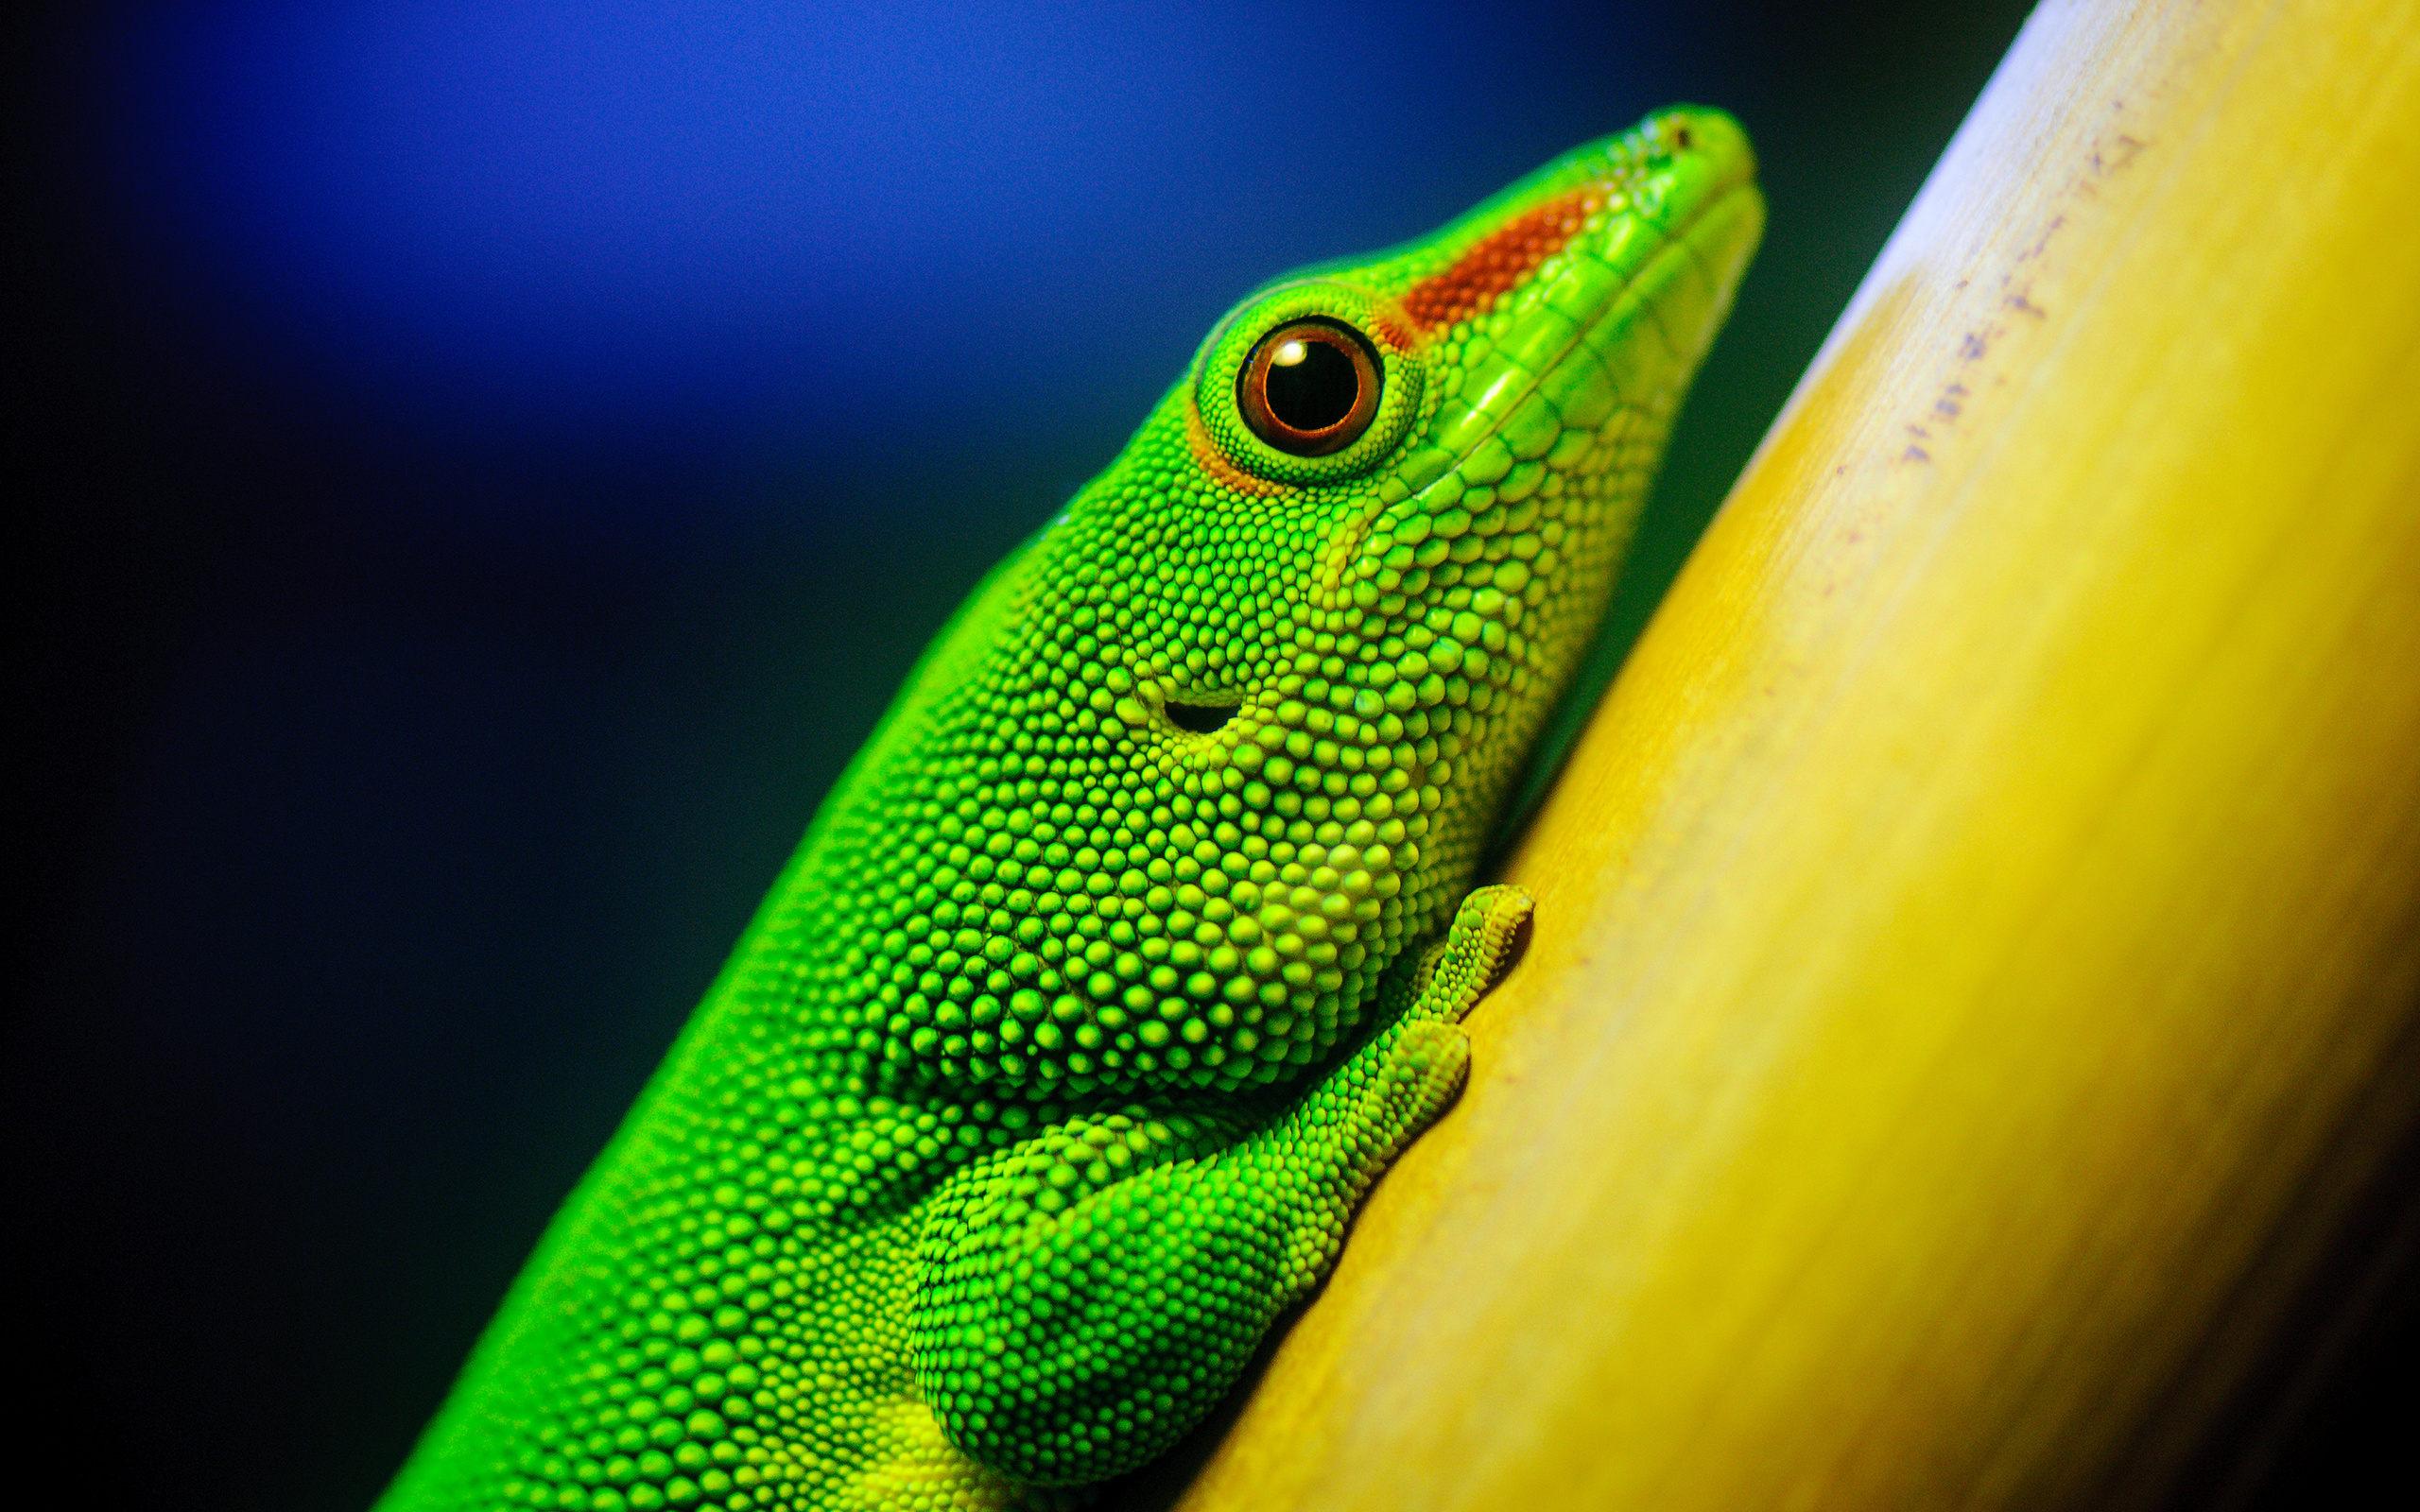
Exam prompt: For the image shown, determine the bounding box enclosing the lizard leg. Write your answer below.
[908,885,1532,1487]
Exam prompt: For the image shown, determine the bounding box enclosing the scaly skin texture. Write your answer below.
[378,108,1761,1511]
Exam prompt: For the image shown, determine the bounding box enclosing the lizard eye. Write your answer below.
[1237,318,1382,456]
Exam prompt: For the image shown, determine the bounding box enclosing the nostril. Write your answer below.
[1165,699,1237,734]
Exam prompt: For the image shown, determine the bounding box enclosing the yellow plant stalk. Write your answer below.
[1155,1,2420,1507]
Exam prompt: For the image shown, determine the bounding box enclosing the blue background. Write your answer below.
[13,3,2406,1508]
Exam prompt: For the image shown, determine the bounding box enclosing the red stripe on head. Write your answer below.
[1402,189,1602,332]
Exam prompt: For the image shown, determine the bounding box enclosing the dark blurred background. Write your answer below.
[10,2,2408,1508]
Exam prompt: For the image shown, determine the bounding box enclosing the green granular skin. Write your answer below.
[378,108,1761,1512]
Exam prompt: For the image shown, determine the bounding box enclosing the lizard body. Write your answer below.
[378,108,1760,1511]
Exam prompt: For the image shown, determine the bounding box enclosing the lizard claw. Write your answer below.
[1406,884,1535,1025]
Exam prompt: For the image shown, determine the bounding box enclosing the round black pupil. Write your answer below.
[1264,335,1360,432]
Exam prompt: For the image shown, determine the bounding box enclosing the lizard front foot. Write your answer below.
[907,885,1535,1490]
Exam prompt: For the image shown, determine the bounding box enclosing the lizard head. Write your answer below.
[836,109,1760,1098]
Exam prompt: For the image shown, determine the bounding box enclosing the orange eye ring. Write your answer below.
[1236,318,1383,456]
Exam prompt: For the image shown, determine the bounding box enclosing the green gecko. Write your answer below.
[378,106,1760,1512]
